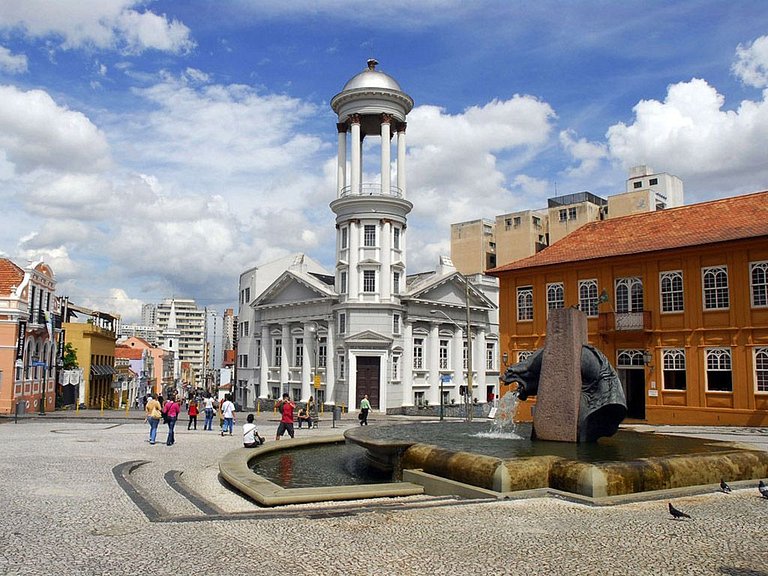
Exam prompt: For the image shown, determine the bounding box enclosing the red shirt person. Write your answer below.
[275,393,296,441]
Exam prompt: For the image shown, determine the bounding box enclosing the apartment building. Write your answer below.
[156,298,205,386]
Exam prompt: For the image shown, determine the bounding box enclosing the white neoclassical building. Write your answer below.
[236,60,499,413]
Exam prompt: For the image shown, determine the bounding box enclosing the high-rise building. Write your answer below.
[156,298,205,387]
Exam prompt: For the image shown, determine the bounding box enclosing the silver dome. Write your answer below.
[341,59,403,92]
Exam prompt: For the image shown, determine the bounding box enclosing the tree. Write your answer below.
[62,343,79,369]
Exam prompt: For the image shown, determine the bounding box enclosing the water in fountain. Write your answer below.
[477,391,521,440]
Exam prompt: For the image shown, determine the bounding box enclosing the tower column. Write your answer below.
[402,320,413,405]
[396,122,407,197]
[302,324,313,401]
[452,327,463,394]
[381,219,391,301]
[348,220,359,298]
[325,320,336,404]
[260,325,270,397]
[280,323,290,396]
[381,114,391,195]
[475,327,486,402]
[350,114,361,195]
[337,122,347,197]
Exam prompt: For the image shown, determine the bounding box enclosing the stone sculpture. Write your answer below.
[502,308,627,443]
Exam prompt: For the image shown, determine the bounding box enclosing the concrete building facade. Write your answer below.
[156,298,205,387]
[236,60,499,413]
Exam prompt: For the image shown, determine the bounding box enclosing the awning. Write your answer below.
[91,365,118,377]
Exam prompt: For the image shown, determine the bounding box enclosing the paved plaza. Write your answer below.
[1,411,767,575]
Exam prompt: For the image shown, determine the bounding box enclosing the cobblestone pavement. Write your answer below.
[1,413,767,575]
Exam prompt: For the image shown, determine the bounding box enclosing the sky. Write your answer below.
[1,1,767,323]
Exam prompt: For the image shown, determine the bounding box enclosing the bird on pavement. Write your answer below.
[720,479,732,493]
[759,480,768,499]
[668,502,691,520]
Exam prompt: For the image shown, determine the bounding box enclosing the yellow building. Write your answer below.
[64,313,118,408]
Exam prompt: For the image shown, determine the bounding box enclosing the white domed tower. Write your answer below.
[330,59,413,306]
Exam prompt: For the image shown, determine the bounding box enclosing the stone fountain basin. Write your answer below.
[344,423,768,499]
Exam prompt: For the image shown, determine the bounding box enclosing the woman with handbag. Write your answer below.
[162,393,181,446]
[144,393,162,445]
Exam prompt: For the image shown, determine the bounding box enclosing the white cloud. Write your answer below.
[559,129,608,177]
[0,45,27,73]
[733,35,768,88]
[606,78,768,198]
[0,85,111,174]
[0,0,194,54]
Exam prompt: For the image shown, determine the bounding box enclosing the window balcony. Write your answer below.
[598,311,652,332]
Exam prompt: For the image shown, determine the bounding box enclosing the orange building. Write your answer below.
[0,259,60,415]
[489,191,768,426]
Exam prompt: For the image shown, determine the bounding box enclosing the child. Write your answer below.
[187,398,199,430]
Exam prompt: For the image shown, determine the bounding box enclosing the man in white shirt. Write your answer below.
[220,394,236,436]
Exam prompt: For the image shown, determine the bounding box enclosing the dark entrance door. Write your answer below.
[356,356,380,409]
[619,368,646,420]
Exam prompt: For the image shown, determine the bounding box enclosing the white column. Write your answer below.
[452,327,463,396]
[428,322,440,405]
[302,324,313,401]
[325,320,336,404]
[402,320,413,406]
[337,122,347,197]
[280,324,290,396]
[396,123,407,197]
[476,328,487,402]
[350,115,361,195]
[260,325,269,397]
[381,220,391,301]
[348,220,359,299]
[381,115,391,194]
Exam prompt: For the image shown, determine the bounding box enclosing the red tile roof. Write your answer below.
[115,345,144,360]
[0,258,24,295]
[489,190,768,273]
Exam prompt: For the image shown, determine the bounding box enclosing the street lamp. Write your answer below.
[430,299,474,422]
[306,322,321,425]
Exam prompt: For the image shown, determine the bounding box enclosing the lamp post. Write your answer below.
[307,322,321,424]
[430,298,474,422]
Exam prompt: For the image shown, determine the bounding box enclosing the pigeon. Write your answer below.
[668,502,691,520]
[720,479,732,493]
[759,480,768,499]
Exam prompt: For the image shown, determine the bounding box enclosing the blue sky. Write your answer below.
[1,1,767,322]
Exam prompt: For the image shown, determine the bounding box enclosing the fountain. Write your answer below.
[223,308,768,504]
[343,309,768,499]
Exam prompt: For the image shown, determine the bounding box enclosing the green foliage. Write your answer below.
[62,343,79,369]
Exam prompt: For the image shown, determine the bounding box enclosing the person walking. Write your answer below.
[163,393,181,446]
[202,393,215,431]
[187,397,199,430]
[359,394,371,426]
[275,393,295,441]
[220,394,236,436]
[243,414,265,448]
[145,393,162,445]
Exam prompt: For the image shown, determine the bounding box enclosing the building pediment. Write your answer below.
[344,329,393,347]
[254,271,336,308]
[404,273,495,311]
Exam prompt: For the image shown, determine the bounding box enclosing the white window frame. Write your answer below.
[363,270,376,293]
[273,339,282,367]
[439,339,449,370]
[750,261,768,308]
[363,224,376,247]
[391,354,401,381]
[413,338,424,370]
[615,277,643,314]
[578,279,599,317]
[705,348,732,392]
[755,347,768,393]
[340,270,348,294]
[393,271,400,295]
[662,349,686,391]
[393,313,401,335]
[546,282,564,312]
[340,226,348,250]
[295,337,303,367]
[338,353,346,379]
[318,338,327,368]
[393,227,401,250]
[517,286,533,321]
[517,350,534,362]
[338,313,346,335]
[702,266,729,310]
[255,340,261,367]
[486,342,496,371]
[660,271,684,313]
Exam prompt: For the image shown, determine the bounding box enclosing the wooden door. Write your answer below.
[356,356,380,409]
